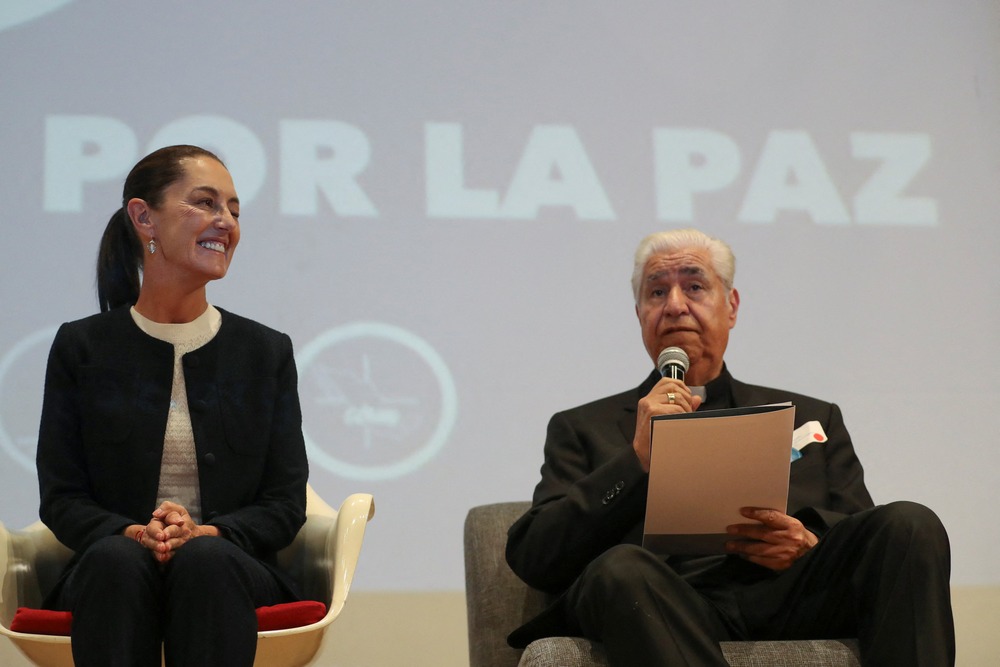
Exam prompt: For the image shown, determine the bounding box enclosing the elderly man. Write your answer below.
[506,229,954,666]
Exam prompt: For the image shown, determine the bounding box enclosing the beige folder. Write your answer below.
[642,403,794,555]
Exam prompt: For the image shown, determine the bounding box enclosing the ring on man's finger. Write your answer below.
[667,393,676,404]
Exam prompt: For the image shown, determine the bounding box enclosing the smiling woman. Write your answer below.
[35,145,310,667]
[98,146,241,322]
[128,157,240,322]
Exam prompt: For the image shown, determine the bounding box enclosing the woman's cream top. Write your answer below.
[130,305,222,524]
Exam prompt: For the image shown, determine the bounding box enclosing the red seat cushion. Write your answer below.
[9,608,72,635]
[256,600,327,631]
[10,601,327,635]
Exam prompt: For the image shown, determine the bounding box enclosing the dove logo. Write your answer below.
[0,0,75,33]
[296,322,458,481]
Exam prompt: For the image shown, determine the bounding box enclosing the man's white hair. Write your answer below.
[631,228,736,303]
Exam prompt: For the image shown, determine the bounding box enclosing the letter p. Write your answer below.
[653,128,741,221]
[44,116,137,212]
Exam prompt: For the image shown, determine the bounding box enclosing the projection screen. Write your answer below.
[1,1,998,591]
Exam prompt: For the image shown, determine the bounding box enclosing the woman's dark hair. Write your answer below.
[96,145,225,312]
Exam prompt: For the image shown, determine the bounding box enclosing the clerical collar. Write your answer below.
[699,365,735,411]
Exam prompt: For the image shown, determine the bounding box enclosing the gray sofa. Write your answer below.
[464,502,861,667]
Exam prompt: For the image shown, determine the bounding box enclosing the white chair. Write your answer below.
[0,486,374,667]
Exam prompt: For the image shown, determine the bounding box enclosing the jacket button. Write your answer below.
[203,452,216,466]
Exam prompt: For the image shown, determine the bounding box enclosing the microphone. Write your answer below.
[657,347,689,381]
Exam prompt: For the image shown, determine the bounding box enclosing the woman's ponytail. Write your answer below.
[96,207,141,312]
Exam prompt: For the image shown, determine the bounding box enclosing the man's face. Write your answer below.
[635,247,739,386]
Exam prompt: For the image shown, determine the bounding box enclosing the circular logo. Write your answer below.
[0,327,58,472]
[0,0,75,33]
[296,322,458,480]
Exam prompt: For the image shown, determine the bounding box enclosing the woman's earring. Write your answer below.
[147,239,157,254]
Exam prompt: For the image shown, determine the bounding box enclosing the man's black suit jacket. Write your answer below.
[506,366,875,598]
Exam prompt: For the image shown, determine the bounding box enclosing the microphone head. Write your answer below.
[657,346,689,379]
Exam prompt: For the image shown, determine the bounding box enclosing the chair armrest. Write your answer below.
[328,493,374,622]
[1,521,74,634]
[257,493,373,639]
[464,502,543,667]
[1,521,16,632]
